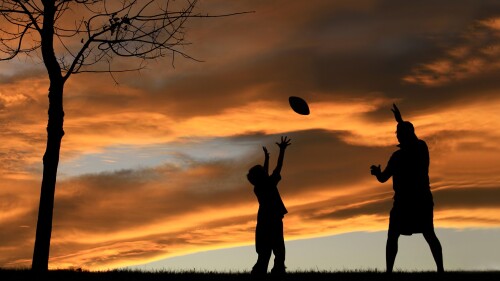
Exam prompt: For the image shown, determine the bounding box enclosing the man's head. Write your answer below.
[396,121,417,145]
[247,165,267,186]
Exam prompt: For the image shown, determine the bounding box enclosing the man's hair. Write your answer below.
[397,121,418,142]
[247,165,265,185]
[397,121,415,133]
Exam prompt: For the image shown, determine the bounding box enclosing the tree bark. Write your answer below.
[32,82,65,272]
[32,0,65,272]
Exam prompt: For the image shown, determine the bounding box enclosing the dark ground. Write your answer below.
[1,269,500,281]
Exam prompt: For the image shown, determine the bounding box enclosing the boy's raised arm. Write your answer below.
[274,136,291,175]
[263,146,270,175]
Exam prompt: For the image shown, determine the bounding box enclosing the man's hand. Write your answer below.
[370,165,381,176]
[276,136,291,150]
[391,103,404,123]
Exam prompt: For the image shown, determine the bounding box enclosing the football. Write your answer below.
[288,96,310,115]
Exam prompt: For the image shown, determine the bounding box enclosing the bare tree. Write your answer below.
[0,0,247,272]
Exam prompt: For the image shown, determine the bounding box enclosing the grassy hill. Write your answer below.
[1,269,500,281]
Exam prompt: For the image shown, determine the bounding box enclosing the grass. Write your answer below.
[1,269,500,281]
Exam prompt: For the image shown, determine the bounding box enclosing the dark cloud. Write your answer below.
[87,0,500,120]
[1,129,383,266]
[7,0,495,126]
[311,199,391,221]
[277,130,392,191]
[424,129,500,156]
[308,186,500,222]
[52,129,392,232]
[434,186,500,209]
[0,67,45,85]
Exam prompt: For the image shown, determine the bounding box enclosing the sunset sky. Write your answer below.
[1,0,500,271]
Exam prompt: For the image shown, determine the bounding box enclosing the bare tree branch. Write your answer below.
[1,0,253,76]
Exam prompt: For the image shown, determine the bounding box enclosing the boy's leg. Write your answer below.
[423,230,444,273]
[252,222,272,275]
[386,229,399,273]
[252,250,272,275]
[271,219,286,274]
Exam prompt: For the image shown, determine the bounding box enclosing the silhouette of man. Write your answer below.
[247,136,291,276]
[370,104,444,273]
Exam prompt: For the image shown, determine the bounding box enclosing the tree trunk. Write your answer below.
[32,1,65,272]
[32,81,65,272]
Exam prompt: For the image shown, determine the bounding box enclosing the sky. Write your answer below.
[1,0,500,271]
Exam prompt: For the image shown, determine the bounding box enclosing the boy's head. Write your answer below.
[247,165,267,186]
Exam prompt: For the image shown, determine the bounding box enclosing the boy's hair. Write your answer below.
[247,165,266,185]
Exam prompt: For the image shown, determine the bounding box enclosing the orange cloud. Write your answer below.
[404,16,500,86]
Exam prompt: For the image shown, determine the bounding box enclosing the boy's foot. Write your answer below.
[270,266,286,275]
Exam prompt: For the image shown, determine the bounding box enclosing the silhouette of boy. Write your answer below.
[370,104,444,273]
[247,136,291,275]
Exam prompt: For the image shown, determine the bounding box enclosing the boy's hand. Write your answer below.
[370,165,381,176]
[276,136,291,150]
[263,146,270,158]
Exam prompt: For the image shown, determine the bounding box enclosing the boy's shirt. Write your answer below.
[254,170,288,221]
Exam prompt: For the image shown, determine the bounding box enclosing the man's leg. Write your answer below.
[386,229,400,273]
[423,230,444,273]
[271,219,286,274]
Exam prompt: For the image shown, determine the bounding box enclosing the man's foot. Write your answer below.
[251,267,267,276]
